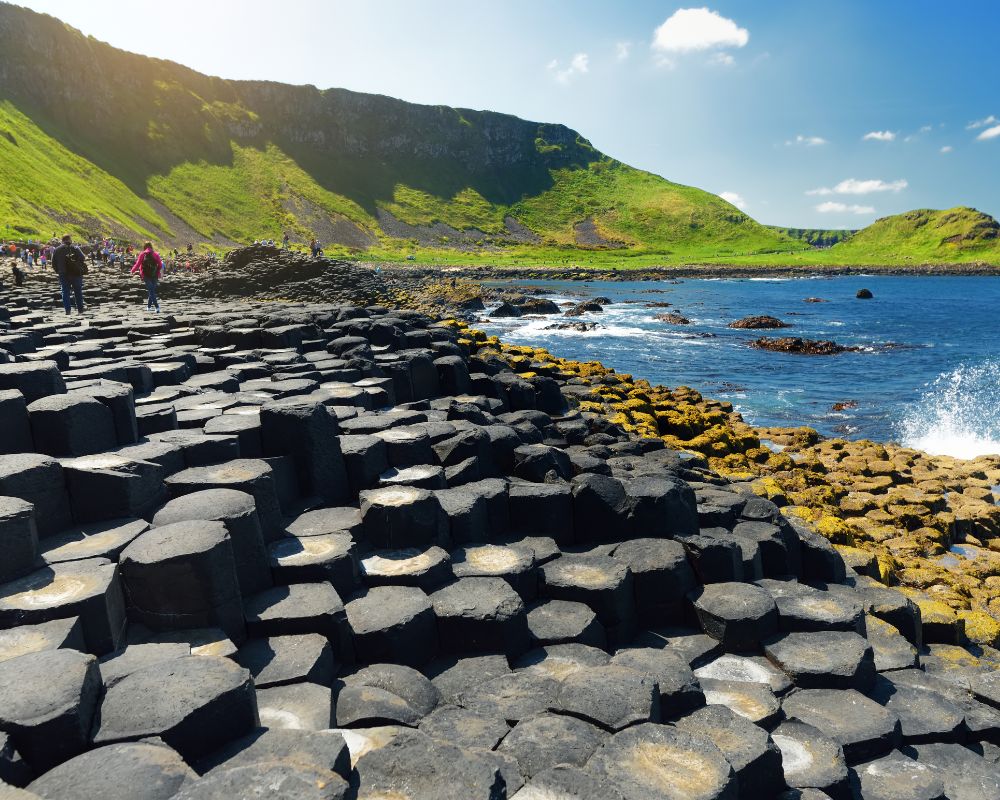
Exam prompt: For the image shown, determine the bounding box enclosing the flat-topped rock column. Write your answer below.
[0,649,101,773]
[151,489,271,597]
[27,394,118,457]
[0,497,38,584]
[120,521,246,644]
[0,558,126,655]
[0,390,33,454]
[259,399,349,504]
[165,460,285,540]
[0,454,72,537]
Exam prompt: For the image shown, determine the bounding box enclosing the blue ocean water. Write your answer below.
[477,275,1000,458]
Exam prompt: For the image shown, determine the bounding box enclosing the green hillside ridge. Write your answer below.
[0,3,997,267]
[766,226,856,249]
[0,102,167,239]
[821,207,1000,263]
[0,3,804,261]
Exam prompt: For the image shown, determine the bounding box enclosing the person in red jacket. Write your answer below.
[131,241,163,312]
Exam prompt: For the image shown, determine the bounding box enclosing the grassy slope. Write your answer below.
[821,207,1000,264]
[0,3,996,267]
[363,158,812,265]
[0,101,167,238]
[0,99,809,262]
[146,143,376,244]
[767,226,856,248]
[4,99,998,267]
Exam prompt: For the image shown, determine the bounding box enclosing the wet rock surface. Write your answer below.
[729,315,790,330]
[0,265,997,797]
[750,337,858,355]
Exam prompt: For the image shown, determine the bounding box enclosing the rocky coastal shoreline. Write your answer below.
[369,261,1000,281]
[0,250,998,798]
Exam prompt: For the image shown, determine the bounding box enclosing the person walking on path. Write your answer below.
[131,241,163,312]
[52,234,87,314]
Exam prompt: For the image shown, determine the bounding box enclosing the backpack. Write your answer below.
[63,246,86,277]
[141,250,159,280]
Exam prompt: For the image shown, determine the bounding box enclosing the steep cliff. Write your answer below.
[0,2,803,261]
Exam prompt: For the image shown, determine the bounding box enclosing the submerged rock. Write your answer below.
[655,312,691,325]
[490,301,522,318]
[856,288,874,299]
[543,321,599,332]
[729,315,789,329]
[564,300,605,317]
[516,297,560,315]
[750,337,857,355]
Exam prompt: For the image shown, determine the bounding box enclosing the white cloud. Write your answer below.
[652,8,749,57]
[967,115,998,130]
[785,134,828,146]
[977,124,1000,141]
[940,145,953,153]
[816,202,875,215]
[863,130,897,142]
[807,178,907,196]
[548,53,589,84]
[719,191,747,210]
[835,178,907,194]
[919,125,933,133]
[615,41,631,61]
[709,51,735,66]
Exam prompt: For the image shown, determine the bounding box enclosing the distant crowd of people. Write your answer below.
[251,232,324,258]
[4,230,323,315]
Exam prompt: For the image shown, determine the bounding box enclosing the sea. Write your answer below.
[476,275,1000,460]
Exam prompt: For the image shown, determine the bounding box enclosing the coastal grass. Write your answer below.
[2,94,999,267]
[0,101,166,239]
[146,143,377,245]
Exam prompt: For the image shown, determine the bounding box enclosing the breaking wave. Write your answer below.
[898,362,1000,458]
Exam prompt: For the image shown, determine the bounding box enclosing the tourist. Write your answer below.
[282,232,290,249]
[309,238,318,257]
[131,241,163,312]
[51,233,87,314]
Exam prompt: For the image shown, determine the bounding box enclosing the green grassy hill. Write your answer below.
[0,3,806,263]
[0,4,997,267]
[766,226,857,249]
[822,207,1000,264]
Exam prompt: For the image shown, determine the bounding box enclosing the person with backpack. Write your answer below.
[52,234,88,314]
[131,241,163,312]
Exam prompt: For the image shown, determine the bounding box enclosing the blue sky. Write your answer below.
[18,0,1000,228]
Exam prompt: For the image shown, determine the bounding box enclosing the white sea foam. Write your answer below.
[898,361,1000,459]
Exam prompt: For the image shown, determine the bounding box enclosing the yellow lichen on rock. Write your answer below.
[457,321,1000,640]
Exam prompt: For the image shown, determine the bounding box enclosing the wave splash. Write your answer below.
[898,361,1000,459]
